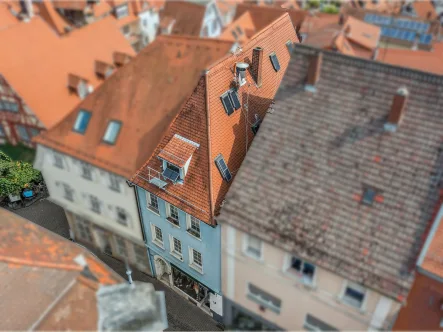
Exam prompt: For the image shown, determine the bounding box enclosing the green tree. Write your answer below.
[322,4,339,13]
[0,151,41,197]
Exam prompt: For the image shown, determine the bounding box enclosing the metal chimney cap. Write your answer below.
[236,62,249,70]
[397,86,409,96]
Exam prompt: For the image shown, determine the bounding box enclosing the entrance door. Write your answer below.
[154,256,171,285]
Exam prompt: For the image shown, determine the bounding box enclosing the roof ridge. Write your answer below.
[295,44,443,82]
[0,255,83,271]
[157,34,234,46]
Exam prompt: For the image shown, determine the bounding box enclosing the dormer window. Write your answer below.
[158,134,199,184]
[73,110,92,134]
[68,74,93,99]
[95,60,115,79]
[269,52,281,72]
[113,52,133,67]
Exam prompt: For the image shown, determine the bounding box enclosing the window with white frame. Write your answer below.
[62,183,74,202]
[186,215,201,239]
[147,192,159,214]
[341,282,366,309]
[116,207,128,226]
[89,195,101,214]
[285,255,316,285]
[189,247,203,272]
[247,283,281,314]
[53,152,64,169]
[166,203,179,226]
[109,174,120,192]
[81,162,92,180]
[114,236,126,256]
[169,235,182,259]
[303,314,338,331]
[244,235,262,260]
[76,218,93,243]
[151,224,163,247]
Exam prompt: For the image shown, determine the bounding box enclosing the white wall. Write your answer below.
[34,144,144,245]
[201,1,223,38]
[138,9,159,48]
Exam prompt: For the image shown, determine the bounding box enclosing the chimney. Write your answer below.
[306,52,323,89]
[251,47,263,87]
[24,0,33,19]
[385,86,408,132]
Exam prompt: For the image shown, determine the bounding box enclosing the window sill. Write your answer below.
[340,298,365,313]
[186,230,202,241]
[147,207,160,216]
[243,250,263,262]
[189,263,203,274]
[166,217,180,228]
[152,240,164,250]
[246,293,280,314]
[170,251,183,262]
[283,270,316,288]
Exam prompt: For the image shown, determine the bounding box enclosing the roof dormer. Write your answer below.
[68,74,93,99]
[113,52,133,67]
[95,60,115,79]
[158,134,199,184]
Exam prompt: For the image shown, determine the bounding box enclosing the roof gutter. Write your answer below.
[204,70,215,225]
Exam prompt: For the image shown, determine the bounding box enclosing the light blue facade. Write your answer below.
[136,186,221,294]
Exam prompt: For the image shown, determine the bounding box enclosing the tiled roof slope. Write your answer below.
[235,3,306,31]
[218,44,443,300]
[132,13,298,224]
[0,2,20,30]
[412,0,437,20]
[220,11,255,43]
[377,46,443,75]
[159,1,206,36]
[0,208,122,330]
[35,36,233,179]
[35,0,72,35]
[0,16,134,129]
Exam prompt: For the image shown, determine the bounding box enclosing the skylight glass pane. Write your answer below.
[73,110,91,134]
[103,120,121,144]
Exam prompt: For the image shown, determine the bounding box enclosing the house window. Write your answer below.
[362,186,377,205]
[90,195,101,214]
[220,89,241,115]
[232,30,238,40]
[29,128,40,138]
[187,215,201,239]
[244,235,262,260]
[342,282,366,309]
[134,246,148,267]
[122,25,130,36]
[151,224,163,247]
[170,236,182,259]
[247,283,281,314]
[76,218,93,243]
[115,4,129,18]
[62,183,74,202]
[215,153,232,182]
[236,26,243,35]
[163,162,181,182]
[286,40,294,53]
[143,18,147,27]
[304,314,338,331]
[269,52,281,72]
[81,162,92,180]
[147,192,159,214]
[0,124,5,137]
[211,19,218,34]
[189,248,203,272]
[286,255,316,285]
[103,120,122,144]
[114,236,126,256]
[109,174,120,192]
[116,207,128,226]
[53,153,64,169]
[166,203,180,226]
[73,110,92,134]
[15,125,30,142]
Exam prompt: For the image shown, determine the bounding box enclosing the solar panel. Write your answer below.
[269,53,280,72]
[215,154,232,182]
[220,92,234,115]
[229,90,241,110]
[420,33,432,45]
[162,168,180,182]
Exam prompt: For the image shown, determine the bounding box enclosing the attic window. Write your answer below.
[220,89,241,116]
[269,52,280,72]
[362,187,377,206]
[236,26,243,36]
[95,60,114,79]
[103,120,122,144]
[73,110,92,134]
[163,163,180,182]
[215,154,232,182]
[232,30,238,40]
[286,40,294,53]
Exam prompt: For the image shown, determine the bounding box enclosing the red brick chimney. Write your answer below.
[251,47,263,87]
[386,86,409,130]
[307,53,323,86]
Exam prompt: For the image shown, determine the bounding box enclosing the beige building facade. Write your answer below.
[221,224,401,331]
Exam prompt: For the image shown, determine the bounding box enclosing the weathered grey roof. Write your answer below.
[218,44,443,301]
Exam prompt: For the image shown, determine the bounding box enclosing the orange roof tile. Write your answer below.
[343,15,380,50]
[158,134,199,168]
[93,1,113,17]
[0,2,20,30]
[159,1,206,36]
[53,0,89,11]
[0,15,135,129]
[412,0,437,20]
[333,32,355,56]
[376,47,443,75]
[34,35,233,179]
[132,13,298,224]
[220,11,255,43]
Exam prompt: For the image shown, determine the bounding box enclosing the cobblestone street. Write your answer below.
[6,199,223,331]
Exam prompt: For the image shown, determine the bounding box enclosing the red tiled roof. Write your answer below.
[220,11,256,43]
[343,15,380,50]
[0,2,20,30]
[0,15,135,129]
[93,1,113,17]
[34,35,233,179]
[412,0,437,20]
[132,13,298,224]
[158,134,199,168]
[53,0,89,11]
[159,1,206,36]
[35,0,72,35]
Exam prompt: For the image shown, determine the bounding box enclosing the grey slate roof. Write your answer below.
[217,44,443,301]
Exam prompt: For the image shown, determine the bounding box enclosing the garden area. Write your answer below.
[305,0,340,14]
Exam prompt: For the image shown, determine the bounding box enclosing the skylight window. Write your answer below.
[286,40,294,53]
[215,154,232,182]
[220,89,241,116]
[103,120,122,144]
[236,26,243,36]
[269,52,280,72]
[232,30,238,40]
[73,110,92,134]
[362,187,377,205]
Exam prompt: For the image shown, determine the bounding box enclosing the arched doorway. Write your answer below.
[154,255,172,286]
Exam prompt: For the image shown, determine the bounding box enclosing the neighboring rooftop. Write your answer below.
[218,44,443,300]
[0,15,135,129]
[220,10,255,43]
[411,0,437,20]
[34,35,233,179]
[158,1,206,36]
[131,13,298,224]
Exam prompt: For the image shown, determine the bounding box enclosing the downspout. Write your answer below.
[204,70,215,225]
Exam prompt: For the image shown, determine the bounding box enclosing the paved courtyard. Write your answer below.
[7,198,223,331]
